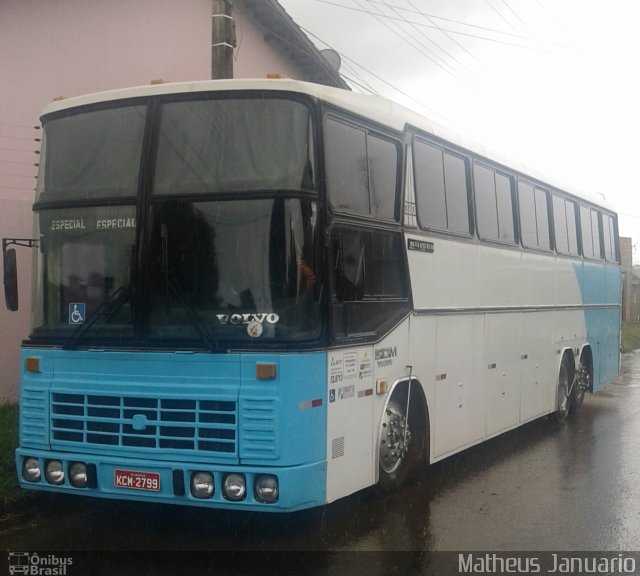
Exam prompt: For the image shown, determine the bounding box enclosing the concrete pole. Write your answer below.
[211,0,235,79]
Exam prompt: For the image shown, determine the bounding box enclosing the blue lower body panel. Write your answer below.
[17,348,329,512]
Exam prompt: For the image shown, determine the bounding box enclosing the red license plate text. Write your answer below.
[114,469,161,491]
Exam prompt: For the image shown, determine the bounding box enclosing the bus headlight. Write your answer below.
[223,473,246,501]
[23,457,41,483]
[255,475,279,503]
[190,471,214,499]
[69,462,88,488]
[45,460,65,485]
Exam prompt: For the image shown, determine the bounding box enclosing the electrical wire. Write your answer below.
[315,0,573,54]
[355,0,474,87]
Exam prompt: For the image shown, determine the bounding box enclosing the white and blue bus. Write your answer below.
[3,79,620,511]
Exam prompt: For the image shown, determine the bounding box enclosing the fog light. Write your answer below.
[45,460,65,485]
[69,462,88,488]
[23,457,41,483]
[255,475,279,503]
[190,471,214,499]
[223,473,246,501]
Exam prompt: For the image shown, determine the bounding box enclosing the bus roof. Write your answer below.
[41,78,612,211]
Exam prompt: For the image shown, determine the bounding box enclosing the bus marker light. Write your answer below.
[25,357,40,373]
[376,379,389,395]
[256,363,277,380]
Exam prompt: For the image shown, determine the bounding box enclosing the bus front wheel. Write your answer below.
[375,396,412,494]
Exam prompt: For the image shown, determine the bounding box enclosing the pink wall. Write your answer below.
[233,9,308,81]
[0,0,212,401]
[0,200,33,402]
[0,0,321,401]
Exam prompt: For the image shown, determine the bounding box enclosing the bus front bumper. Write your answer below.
[16,449,327,512]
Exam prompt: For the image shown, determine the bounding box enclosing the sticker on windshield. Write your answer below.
[69,303,86,324]
[247,321,264,338]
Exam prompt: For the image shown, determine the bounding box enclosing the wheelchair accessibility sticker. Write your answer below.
[69,303,86,325]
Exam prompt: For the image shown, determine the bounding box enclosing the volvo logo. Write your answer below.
[215,313,280,326]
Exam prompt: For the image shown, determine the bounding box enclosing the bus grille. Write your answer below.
[50,393,237,456]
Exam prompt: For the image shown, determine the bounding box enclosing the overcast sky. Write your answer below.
[279,0,640,261]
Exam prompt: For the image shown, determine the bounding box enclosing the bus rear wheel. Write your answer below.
[375,396,412,494]
[555,355,573,421]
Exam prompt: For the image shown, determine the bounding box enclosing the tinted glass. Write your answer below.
[146,198,321,342]
[326,119,369,213]
[518,181,537,248]
[368,135,399,219]
[38,106,146,202]
[535,188,551,250]
[474,164,498,240]
[414,140,447,229]
[496,172,515,242]
[591,210,602,258]
[155,99,314,196]
[581,206,594,258]
[331,227,409,338]
[553,195,569,253]
[31,205,136,339]
[444,153,470,234]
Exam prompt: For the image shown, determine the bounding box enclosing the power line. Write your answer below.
[402,0,488,71]
[366,0,532,42]
[315,0,573,54]
[300,24,465,129]
[356,0,474,86]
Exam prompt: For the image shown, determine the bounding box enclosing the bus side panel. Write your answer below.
[325,346,375,503]
[576,261,621,391]
[584,307,621,391]
[485,312,522,436]
[432,314,485,459]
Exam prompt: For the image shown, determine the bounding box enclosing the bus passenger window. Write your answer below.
[413,139,471,235]
[519,181,550,250]
[474,164,515,243]
[580,206,602,259]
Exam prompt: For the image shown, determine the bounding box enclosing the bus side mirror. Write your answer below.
[3,247,19,311]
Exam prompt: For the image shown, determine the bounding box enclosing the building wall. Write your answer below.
[0,0,212,402]
[233,6,308,80]
[1,0,333,402]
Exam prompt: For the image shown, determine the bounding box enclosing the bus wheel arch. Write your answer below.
[374,378,429,495]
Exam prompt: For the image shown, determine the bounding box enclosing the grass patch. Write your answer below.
[0,403,21,511]
[621,322,640,353]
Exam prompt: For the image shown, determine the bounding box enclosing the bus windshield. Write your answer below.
[31,96,322,347]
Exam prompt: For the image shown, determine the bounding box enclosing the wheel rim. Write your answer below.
[379,399,411,474]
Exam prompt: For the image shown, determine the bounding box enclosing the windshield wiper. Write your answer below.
[165,276,220,352]
[159,223,219,352]
[64,286,131,350]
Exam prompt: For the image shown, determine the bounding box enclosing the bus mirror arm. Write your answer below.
[2,238,39,312]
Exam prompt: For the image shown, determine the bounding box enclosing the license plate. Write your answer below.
[114,469,160,491]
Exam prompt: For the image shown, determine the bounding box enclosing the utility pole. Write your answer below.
[211,0,235,79]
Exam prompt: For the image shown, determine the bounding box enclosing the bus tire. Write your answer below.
[571,354,592,410]
[555,354,574,422]
[374,395,413,494]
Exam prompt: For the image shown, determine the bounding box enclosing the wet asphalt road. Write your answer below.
[1,353,639,565]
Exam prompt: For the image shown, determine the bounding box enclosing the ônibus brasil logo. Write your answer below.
[8,553,73,576]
